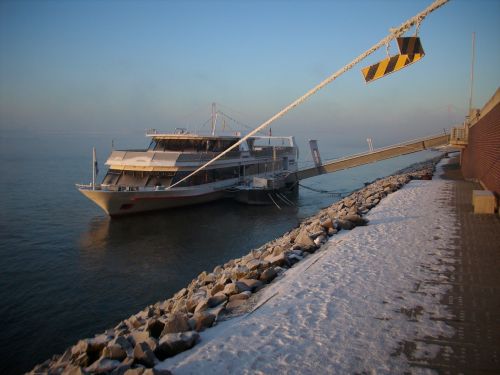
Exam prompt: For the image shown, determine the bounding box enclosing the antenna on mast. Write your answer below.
[468,32,476,120]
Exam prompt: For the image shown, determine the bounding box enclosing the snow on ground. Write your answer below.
[158,160,458,374]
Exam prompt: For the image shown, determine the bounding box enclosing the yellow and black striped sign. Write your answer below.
[361,53,424,83]
[361,37,425,83]
[397,37,425,55]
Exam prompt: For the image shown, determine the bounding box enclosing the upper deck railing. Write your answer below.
[295,133,450,181]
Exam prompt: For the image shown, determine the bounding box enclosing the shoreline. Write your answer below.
[30,154,445,374]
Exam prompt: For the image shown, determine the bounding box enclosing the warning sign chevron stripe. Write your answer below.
[397,37,425,55]
[361,53,424,83]
[361,36,425,83]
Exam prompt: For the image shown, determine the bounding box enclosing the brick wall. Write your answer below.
[461,102,500,195]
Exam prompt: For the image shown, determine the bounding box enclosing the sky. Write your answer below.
[0,0,499,147]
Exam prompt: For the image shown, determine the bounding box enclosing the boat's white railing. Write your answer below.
[250,135,294,142]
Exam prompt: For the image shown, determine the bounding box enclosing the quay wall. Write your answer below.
[461,88,500,195]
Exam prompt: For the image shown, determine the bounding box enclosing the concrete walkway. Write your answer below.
[420,157,500,374]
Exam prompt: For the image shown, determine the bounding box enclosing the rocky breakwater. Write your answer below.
[29,157,440,375]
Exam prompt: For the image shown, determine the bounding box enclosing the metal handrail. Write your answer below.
[319,133,449,165]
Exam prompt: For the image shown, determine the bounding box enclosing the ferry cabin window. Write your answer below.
[103,170,122,185]
[145,172,175,187]
[152,139,239,153]
[171,167,239,186]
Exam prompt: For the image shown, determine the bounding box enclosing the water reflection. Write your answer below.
[78,199,302,279]
[79,216,110,251]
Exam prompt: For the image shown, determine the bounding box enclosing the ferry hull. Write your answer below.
[79,188,227,216]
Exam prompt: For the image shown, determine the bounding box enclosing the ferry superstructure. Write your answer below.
[77,129,298,216]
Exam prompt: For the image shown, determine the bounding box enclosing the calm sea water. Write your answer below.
[0,131,440,374]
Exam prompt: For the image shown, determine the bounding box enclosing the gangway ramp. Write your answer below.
[295,133,449,181]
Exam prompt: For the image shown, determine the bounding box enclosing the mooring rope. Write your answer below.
[299,183,343,197]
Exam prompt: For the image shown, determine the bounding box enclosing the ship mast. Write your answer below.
[211,102,217,136]
[92,147,97,190]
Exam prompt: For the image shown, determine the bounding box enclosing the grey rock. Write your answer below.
[185,291,207,313]
[102,344,127,361]
[344,214,368,226]
[194,299,209,314]
[192,311,216,332]
[142,369,173,375]
[287,253,303,265]
[114,321,128,332]
[85,357,121,373]
[61,364,85,375]
[236,278,263,292]
[263,252,287,267]
[337,219,355,230]
[294,228,315,251]
[271,246,284,256]
[201,272,215,285]
[123,368,145,375]
[73,352,90,367]
[136,307,155,320]
[205,304,226,321]
[319,217,334,230]
[327,227,337,236]
[210,282,225,296]
[343,198,356,208]
[228,292,251,302]
[358,206,369,214]
[128,330,150,347]
[56,349,72,367]
[222,282,239,296]
[289,249,303,256]
[231,265,249,280]
[161,313,190,335]
[70,335,109,367]
[314,234,327,246]
[259,267,277,283]
[326,209,338,221]
[71,340,89,358]
[241,268,258,280]
[110,364,132,375]
[245,259,262,271]
[133,342,157,368]
[144,337,158,353]
[213,265,223,275]
[155,331,199,360]
[146,319,165,339]
[309,230,325,239]
[111,336,132,350]
[173,288,187,300]
[207,293,227,308]
[126,315,143,330]
[225,298,248,311]
[217,273,232,285]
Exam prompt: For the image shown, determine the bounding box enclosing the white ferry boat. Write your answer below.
[77,129,299,216]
